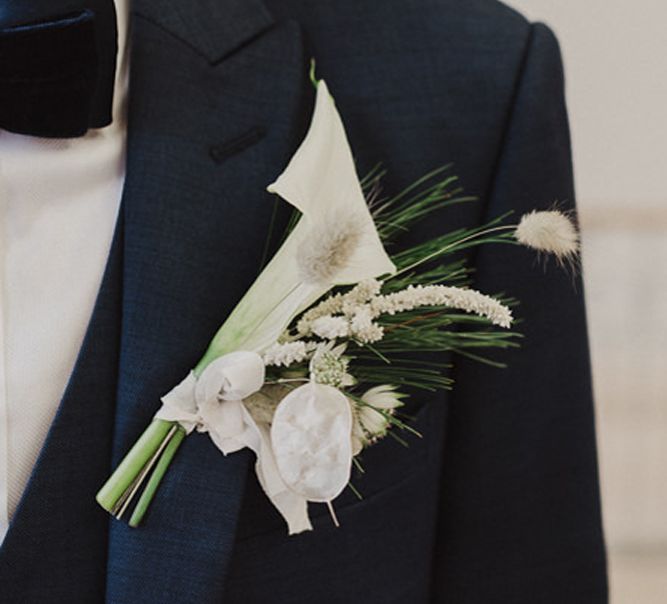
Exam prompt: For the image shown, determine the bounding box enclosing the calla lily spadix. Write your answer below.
[195,80,395,370]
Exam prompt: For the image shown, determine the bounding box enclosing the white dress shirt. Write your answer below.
[0,0,130,543]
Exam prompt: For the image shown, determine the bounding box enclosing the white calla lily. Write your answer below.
[196,80,395,369]
[266,80,396,286]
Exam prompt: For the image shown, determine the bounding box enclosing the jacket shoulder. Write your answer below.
[264,0,533,55]
[261,0,557,208]
[262,0,536,107]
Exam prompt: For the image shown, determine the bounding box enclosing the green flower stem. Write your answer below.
[193,351,215,377]
[96,419,175,513]
[128,426,186,527]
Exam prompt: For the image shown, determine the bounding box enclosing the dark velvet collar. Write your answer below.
[0,0,117,137]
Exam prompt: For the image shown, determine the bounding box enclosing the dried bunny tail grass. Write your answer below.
[514,209,579,262]
[297,212,364,285]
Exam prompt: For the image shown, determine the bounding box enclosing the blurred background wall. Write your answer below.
[502,1,667,602]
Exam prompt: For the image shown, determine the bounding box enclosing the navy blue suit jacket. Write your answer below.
[0,0,607,602]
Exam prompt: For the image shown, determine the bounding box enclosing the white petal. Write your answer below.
[155,372,199,433]
[267,81,358,216]
[271,382,352,502]
[251,420,313,535]
[361,385,403,409]
[266,80,395,285]
[359,406,389,436]
[199,399,248,454]
[350,411,365,456]
[195,351,265,402]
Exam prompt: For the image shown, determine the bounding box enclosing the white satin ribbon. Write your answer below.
[155,351,312,534]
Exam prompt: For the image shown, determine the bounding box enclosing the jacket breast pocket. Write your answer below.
[233,392,447,541]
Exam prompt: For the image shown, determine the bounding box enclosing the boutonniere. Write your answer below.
[97,65,579,534]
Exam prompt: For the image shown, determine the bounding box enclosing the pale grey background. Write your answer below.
[503,2,667,602]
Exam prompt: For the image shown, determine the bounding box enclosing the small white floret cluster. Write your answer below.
[309,343,355,388]
[296,279,382,335]
[262,340,317,367]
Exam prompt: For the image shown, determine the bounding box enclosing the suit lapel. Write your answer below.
[106,2,311,602]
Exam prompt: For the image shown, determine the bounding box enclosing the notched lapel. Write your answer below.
[106,4,311,603]
[133,0,275,64]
